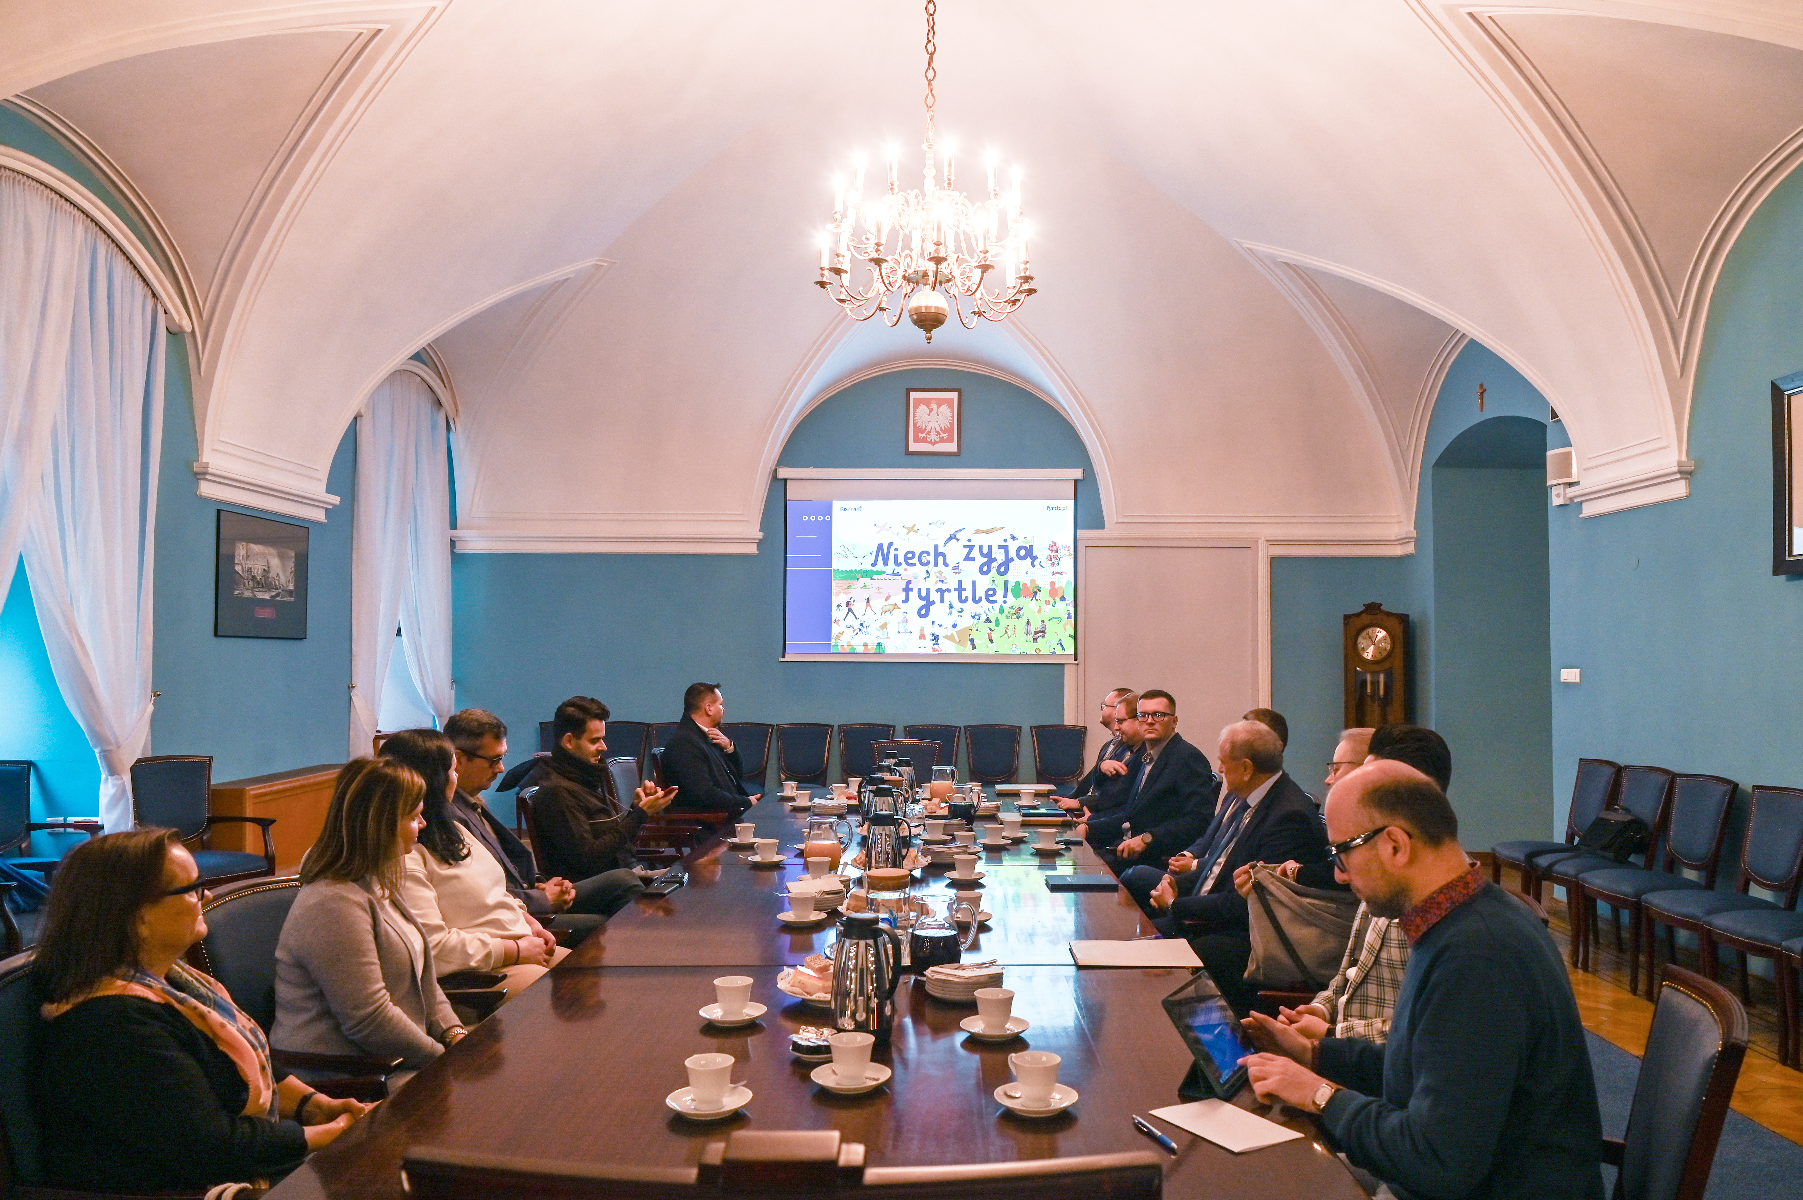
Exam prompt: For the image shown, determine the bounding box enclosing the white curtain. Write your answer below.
[350,371,454,754]
[1,169,166,831]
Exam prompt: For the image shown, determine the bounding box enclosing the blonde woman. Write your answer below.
[272,758,464,1088]
[32,830,370,1191]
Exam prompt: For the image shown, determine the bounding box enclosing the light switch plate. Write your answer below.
[1560,668,1581,683]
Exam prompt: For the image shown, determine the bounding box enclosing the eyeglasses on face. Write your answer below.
[465,751,505,768]
[1328,825,1396,868]
[162,878,212,899]
[1138,710,1175,722]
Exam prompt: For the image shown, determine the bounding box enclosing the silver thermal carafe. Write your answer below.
[830,911,902,1040]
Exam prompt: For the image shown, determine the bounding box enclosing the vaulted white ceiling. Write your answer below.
[4,0,1802,548]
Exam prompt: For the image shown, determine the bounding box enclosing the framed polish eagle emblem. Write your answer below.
[905,387,961,455]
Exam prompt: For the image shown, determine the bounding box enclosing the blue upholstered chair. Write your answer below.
[192,877,401,1098]
[1606,966,1746,1200]
[1490,757,1619,897]
[647,722,682,774]
[838,725,896,784]
[1030,725,1088,794]
[1540,765,1674,968]
[130,755,274,888]
[964,725,1022,785]
[872,739,939,778]
[606,756,641,801]
[721,723,774,797]
[538,720,557,754]
[776,724,832,785]
[903,725,962,775]
[603,721,651,777]
[0,759,101,892]
[1644,785,1803,1054]
[1580,773,1738,996]
[1781,937,1803,1068]
[0,883,16,957]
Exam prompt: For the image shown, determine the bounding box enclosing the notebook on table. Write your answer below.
[1045,873,1119,891]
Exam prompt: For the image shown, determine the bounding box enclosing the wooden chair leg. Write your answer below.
[1610,906,1623,952]
[1664,925,1677,970]
[1778,958,1795,1068]
[1489,857,1503,885]
[1737,952,1752,1005]
[1625,905,1640,996]
[1699,932,1718,982]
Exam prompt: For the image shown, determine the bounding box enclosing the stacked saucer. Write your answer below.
[922,963,1003,1004]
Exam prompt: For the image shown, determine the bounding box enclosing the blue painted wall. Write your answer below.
[452,368,1100,813]
[1271,343,1557,848]
[1548,167,1803,846]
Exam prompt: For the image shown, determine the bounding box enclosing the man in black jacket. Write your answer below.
[520,696,676,916]
[1057,686,1133,810]
[1083,689,1218,869]
[1124,719,1329,1013]
[443,708,603,938]
[658,682,752,818]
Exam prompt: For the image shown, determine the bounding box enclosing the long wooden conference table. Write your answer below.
[267,792,1367,1199]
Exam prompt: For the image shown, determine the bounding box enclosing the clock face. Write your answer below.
[1355,626,1392,662]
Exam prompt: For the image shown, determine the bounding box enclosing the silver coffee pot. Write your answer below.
[830,911,902,1040]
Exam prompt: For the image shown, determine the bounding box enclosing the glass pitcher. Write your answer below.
[929,765,957,803]
[907,895,967,972]
[802,814,852,870]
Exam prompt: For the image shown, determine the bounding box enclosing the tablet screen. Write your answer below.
[1180,992,1254,1083]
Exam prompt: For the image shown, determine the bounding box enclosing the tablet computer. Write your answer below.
[1161,970,1256,1100]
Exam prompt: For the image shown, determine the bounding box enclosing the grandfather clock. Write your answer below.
[1343,602,1410,729]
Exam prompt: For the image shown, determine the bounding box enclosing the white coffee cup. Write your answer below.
[926,819,947,839]
[782,780,797,796]
[734,822,756,842]
[685,1051,735,1105]
[1001,813,1022,834]
[983,824,1002,842]
[806,856,831,878]
[953,853,978,878]
[954,829,976,846]
[1008,1049,1060,1106]
[829,1031,875,1083]
[789,890,817,919]
[1035,828,1057,848]
[846,776,862,793]
[975,987,1014,1034]
[754,838,779,860]
[714,975,753,1019]
[955,888,983,913]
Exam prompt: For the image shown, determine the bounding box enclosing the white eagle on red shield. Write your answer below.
[913,401,954,442]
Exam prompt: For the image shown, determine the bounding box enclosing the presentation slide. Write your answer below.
[785,498,1075,659]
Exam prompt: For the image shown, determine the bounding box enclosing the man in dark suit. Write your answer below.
[659,682,753,818]
[1123,719,1330,1013]
[443,708,605,937]
[1083,689,1219,870]
[1057,686,1134,811]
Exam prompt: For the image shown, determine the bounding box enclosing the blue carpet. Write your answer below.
[1586,1031,1800,1199]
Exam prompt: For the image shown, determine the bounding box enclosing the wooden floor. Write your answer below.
[1535,886,1803,1147]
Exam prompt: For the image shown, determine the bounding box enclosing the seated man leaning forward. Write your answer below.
[521,696,676,914]
[1238,760,1603,1200]
[658,682,753,818]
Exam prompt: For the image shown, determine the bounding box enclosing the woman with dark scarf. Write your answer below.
[517,695,673,916]
[32,829,372,1191]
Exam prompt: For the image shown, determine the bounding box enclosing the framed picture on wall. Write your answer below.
[906,387,961,455]
[215,510,309,638]
[1773,371,1803,575]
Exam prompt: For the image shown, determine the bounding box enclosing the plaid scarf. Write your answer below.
[43,960,277,1119]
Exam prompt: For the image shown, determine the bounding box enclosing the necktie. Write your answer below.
[1195,794,1250,892]
[1130,753,1154,801]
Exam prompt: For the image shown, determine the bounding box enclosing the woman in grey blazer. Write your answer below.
[273,759,464,1086]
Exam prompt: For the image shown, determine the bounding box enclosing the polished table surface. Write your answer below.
[268,794,1366,1200]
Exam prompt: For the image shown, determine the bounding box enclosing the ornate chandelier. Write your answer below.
[814,0,1036,342]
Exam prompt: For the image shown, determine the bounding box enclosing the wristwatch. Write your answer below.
[1312,1081,1339,1113]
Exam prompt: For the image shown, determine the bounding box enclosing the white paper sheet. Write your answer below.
[1066,940,1202,968]
[1148,1099,1304,1153]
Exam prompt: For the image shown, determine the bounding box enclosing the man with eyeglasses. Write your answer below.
[1058,688,1136,814]
[443,708,604,937]
[1238,759,1603,1200]
[1082,690,1217,870]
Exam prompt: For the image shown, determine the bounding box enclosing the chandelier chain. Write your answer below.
[923,0,936,145]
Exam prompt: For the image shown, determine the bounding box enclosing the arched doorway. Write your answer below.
[1429,415,1552,849]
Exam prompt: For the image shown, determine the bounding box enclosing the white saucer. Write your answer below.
[961,1014,1030,1041]
[920,834,952,844]
[952,909,993,925]
[778,910,831,925]
[726,837,759,847]
[667,1083,752,1119]
[1031,843,1065,855]
[810,1061,892,1095]
[978,839,1010,849]
[946,871,985,883]
[699,1001,767,1026]
[746,854,787,866]
[1002,832,1028,841]
[993,1082,1077,1117]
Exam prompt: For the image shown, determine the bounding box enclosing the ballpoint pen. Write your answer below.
[1131,1114,1178,1155]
